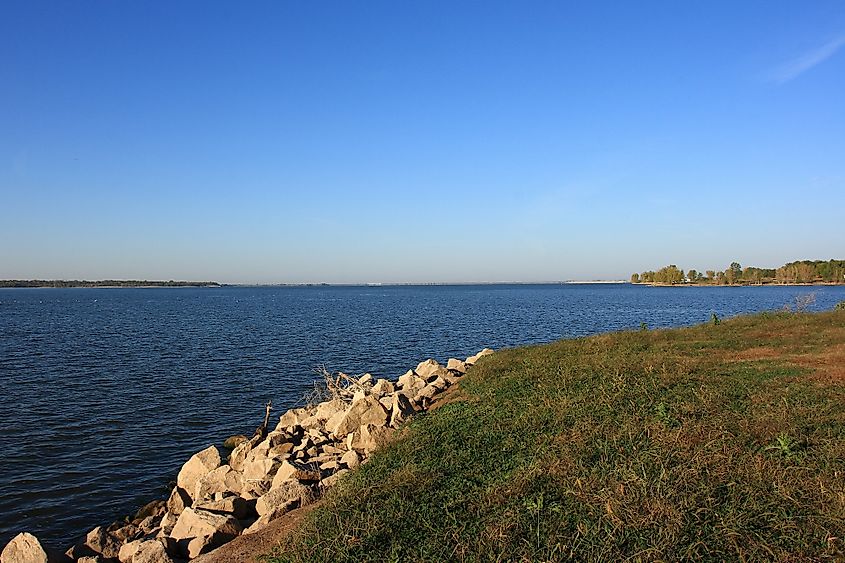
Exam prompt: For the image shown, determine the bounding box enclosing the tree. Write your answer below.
[687,269,698,283]
[631,273,640,284]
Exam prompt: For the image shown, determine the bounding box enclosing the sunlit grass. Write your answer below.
[268,310,845,561]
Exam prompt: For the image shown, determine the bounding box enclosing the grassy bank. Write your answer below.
[268,310,845,561]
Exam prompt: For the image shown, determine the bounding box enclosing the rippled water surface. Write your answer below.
[1,283,844,549]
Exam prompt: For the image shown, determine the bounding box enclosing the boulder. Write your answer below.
[446,358,467,374]
[169,508,242,559]
[166,487,192,516]
[415,359,446,380]
[195,496,254,520]
[119,539,142,562]
[340,450,360,469]
[327,396,388,438]
[389,393,416,427]
[177,446,221,501]
[358,373,374,386]
[321,468,350,488]
[242,458,280,483]
[133,500,166,523]
[430,376,449,391]
[243,502,296,535]
[350,424,391,454]
[397,370,425,393]
[132,540,175,563]
[227,435,259,471]
[276,408,310,430]
[271,460,321,488]
[194,465,244,500]
[371,379,395,397]
[1,532,69,563]
[222,435,248,450]
[256,481,314,516]
[466,348,494,365]
[414,384,439,407]
[82,526,122,559]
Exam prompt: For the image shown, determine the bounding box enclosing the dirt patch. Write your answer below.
[788,342,845,384]
[194,502,320,563]
[731,347,782,361]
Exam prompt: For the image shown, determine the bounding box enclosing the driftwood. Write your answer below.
[253,400,273,440]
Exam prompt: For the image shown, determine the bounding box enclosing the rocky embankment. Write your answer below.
[1,350,493,563]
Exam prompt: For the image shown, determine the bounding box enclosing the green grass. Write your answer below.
[268,311,845,561]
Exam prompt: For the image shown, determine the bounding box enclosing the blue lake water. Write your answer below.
[1,283,844,550]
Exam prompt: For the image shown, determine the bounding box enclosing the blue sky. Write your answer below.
[1,1,843,283]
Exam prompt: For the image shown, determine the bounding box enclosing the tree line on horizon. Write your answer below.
[0,279,221,288]
[631,259,845,286]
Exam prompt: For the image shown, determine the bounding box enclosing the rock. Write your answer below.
[133,500,166,523]
[1,532,69,563]
[322,444,345,455]
[397,370,425,394]
[76,557,101,563]
[132,540,175,563]
[256,481,314,516]
[340,450,360,469]
[414,359,443,380]
[321,469,350,488]
[327,396,389,437]
[194,465,244,500]
[166,487,192,516]
[277,408,310,430]
[177,446,221,501]
[243,502,296,535]
[268,442,294,458]
[414,384,439,407]
[446,358,467,374]
[466,348,494,365]
[389,393,416,427]
[222,435,248,450]
[169,508,242,559]
[271,460,321,487]
[430,376,449,391]
[82,526,122,559]
[119,539,143,562]
[195,496,254,520]
[371,379,395,397]
[358,373,374,386]
[242,458,280,483]
[351,424,391,454]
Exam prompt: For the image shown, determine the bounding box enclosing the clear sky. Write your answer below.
[1,1,843,284]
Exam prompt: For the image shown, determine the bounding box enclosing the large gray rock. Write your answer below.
[466,348,494,365]
[177,446,221,501]
[195,496,254,520]
[371,379,395,397]
[242,457,280,483]
[389,393,416,427]
[340,450,361,469]
[255,481,314,516]
[166,487,192,516]
[326,396,388,438]
[132,540,175,563]
[446,358,467,374]
[243,502,295,535]
[194,465,244,500]
[271,460,321,488]
[397,371,426,396]
[350,424,391,454]
[169,508,242,559]
[1,532,68,563]
[414,359,442,379]
[315,399,348,422]
[81,526,122,559]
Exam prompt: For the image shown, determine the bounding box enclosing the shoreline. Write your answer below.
[0,350,494,562]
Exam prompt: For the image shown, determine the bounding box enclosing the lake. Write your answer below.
[1,283,843,549]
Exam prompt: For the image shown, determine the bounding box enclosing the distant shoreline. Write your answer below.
[633,282,845,287]
[0,280,221,289]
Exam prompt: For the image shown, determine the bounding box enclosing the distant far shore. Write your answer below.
[633,281,845,287]
[0,280,221,288]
